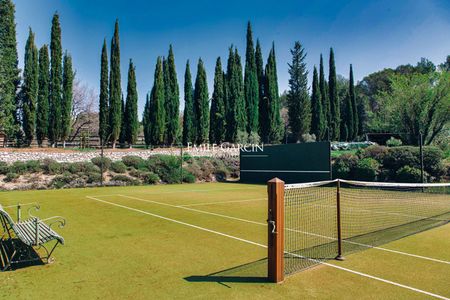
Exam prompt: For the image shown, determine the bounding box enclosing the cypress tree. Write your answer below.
[119,93,126,145]
[319,54,330,136]
[48,12,63,146]
[109,20,122,148]
[311,66,325,140]
[209,57,226,143]
[165,45,180,145]
[225,47,235,141]
[255,40,268,143]
[149,57,165,145]
[182,60,194,145]
[124,60,138,147]
[349,64,358,139]
[36,45,49,146]
[193,58,209,144]
[287,41,310,142]
[0,0,20,138]
[61,52,74,147]
[265,43,282,143]
[244,22,259,135]
[234,48,246,134]
[22,28,39,146]
[162,57,169,143]
[328,48,340,141]
[99,40,109,145]
[340,65,354,141]
[142,93,151,147]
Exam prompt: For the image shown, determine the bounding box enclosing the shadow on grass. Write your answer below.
[0,239,44,271]
[184,258,269,284]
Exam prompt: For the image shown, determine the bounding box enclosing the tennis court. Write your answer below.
[0,182,449,299]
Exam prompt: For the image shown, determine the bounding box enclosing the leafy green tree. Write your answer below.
[349,64,358,139]
[319,54,330,136]
[165,45,180,145]
[265,43,282,143]
[311,66,325,140]
[124,60,139,146]
[287,41,310,142]
[0,0,20,138]
[36,45,50,146]
[142,93,151,147]
[439,55,450,72]
[61,51,74,147]
[244,22,259,135]
[193,58,209,144]
[49,13,63,146]
[209,57,226,143]
[21,28,39,146]
[182,60,194,145]
[328,48,340,140]
[255,40,267,142]
[374,72,450,145]
[149,57,166,145]
[109,20,122,148]
[99,40,109,145]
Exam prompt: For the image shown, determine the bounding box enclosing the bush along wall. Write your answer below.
[0,155,238,190]
[332,145,447,183]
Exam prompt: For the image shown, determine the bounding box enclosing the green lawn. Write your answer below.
[0,183,449,299]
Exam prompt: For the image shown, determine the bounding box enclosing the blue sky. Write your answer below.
[14,0,450,115]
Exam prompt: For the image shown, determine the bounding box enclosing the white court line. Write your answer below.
[117,194,450,265]
[85,196,449,300]
[180,198,266,207]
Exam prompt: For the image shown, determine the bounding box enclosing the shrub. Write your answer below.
[0,161,8,175]
[332,154,358,179]
[386,137,403,147]
[422,147,446,181]
[141,172,160,184]
[111,175,140,185]
[67,162,99,174]
[4,172,19,183]
[301,133,316,143]
[382,147,419,179]
[182,171,196,183]
[10,161,27,174]
[25,160,42,173]
[353,158,380,181]
[121,155,145,169]
[86,172,102,184]
[42,159,63,175]
[235,130,249,144]
[396,166,423,183]
[359,145,388,163]
[147,155,182,183]
[51,173,75,189]
[247,132,261,144]
[111,161,127,173]
[91,157,112,170]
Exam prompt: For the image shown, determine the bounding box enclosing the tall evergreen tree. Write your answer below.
[209,57,226,143]
[109,19,122,148]
[182,60,194,145]
[193,58,209,144]
[162,57,169,143]
[225,47,235,141]
[142,93,151,147]
[234,49,246,133]
[61,52,73,147]
[255,40,267,142]
[311,66,325,140]
[0,0,20,138]
[119,93,126,145]
[21,28,39,146]
[48,13,63,146]
[287,41,310,142]
[149,57,165,145]
[165,45,180,144]
[328,48,340,140]
[319,54,330,136]
[36,45,49,146]
[124,60,138,147]
[349,64,358,139]
[265,43,282,143]
[99,40,109,145]
[244,22,259,135]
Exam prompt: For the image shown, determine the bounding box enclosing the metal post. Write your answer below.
[267,178,285,283]
[335,180,344,261]
[17,204,21,222]
[419,133,424,184]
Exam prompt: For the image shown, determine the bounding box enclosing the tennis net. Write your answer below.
[282,179,450,276]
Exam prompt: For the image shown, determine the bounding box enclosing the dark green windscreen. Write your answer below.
[239,142,331,184]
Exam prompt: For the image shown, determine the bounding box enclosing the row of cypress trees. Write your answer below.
[99,20,139,148]
[0,0,74,147]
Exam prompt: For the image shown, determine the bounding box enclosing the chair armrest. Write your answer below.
[41,216,67,230]
[4,202,40,222]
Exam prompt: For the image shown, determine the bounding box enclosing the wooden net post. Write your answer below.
[267,178,285,283]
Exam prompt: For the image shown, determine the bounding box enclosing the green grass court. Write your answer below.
[0,183,449,299]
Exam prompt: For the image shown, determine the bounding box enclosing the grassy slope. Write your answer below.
[0,183,449,299]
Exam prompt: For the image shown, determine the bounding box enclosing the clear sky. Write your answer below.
[14,0,450,116]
